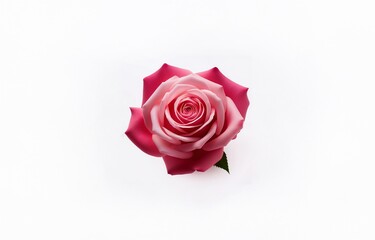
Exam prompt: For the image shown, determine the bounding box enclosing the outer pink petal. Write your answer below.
[142,63,192,105]
[163,148,224,175]
[125,107,162,157]
[197,67,249,118]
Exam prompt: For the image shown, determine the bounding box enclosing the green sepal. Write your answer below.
[214,152,230,174]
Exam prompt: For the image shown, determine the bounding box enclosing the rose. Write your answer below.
[126,64,249,175]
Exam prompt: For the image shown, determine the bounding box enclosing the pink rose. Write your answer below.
[126,64,249,175]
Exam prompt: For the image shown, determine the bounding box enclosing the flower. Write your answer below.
[125,64,249,175]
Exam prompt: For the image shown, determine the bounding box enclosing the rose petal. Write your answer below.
[163,127,200,142]
[157,83,197,126]
[179,109,216,136]
[183,89,212,123]
[197,67,249,118]
[152,134,193,159]
[174,96,201,123]
[163,148,224,175]
[142,63,192,105]
[203,97,244,151]
[143,76,179,131]
[125,107,162,157]
[174,123,217,152]
[178,74,227,107]
[150,106,180,144]
[200,89,225,134]
[164,90,210,132]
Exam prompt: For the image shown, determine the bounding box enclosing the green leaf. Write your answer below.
[214,152,230,174]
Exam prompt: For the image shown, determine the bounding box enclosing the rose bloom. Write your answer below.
[126,64,249,175]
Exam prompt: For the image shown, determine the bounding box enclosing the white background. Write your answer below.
[1,0,375,239]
